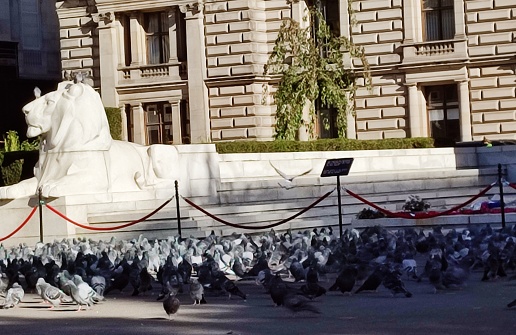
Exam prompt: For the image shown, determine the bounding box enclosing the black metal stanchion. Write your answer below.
[498,164,506,229]
[336,176,343,238]
[175,180,182,239]
[320,158,353,239]
[38,187,44,243]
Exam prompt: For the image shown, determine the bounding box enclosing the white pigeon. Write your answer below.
[269,161,312,189]
[2,283,24,309]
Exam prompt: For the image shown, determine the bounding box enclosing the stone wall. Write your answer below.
[56,1,99,86]
[205,0,287,141]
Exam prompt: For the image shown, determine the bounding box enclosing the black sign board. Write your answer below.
[320,158,354,177]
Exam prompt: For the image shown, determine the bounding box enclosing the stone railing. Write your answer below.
[402,39,468,65]
[118,61,187,81]
[415,40,455,56]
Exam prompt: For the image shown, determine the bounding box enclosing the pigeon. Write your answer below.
[354,264,386,294]
[269,274,290,306]
[300,265,326,299]
[213,271,247,300]
[329,265,357,295]
[289,258,306,282]
[0,272,8,295]
[104,259,131,295]
[2,283,24,309]
[90,275,106,297]
[382,267,412,298]
[67,279,94,311]
[163,283,180,320]
[269,161,312,189]
[36,278,72,309]
[72,275,105,303]
[189,278,207,305]
[132,267,153,296]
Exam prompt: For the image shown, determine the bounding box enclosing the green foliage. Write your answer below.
[263,3,371,140]
[105,107,123,140]
[0,130,39,186]
[215,137,434,154]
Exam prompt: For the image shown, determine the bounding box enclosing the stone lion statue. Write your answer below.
[0,80,179,199]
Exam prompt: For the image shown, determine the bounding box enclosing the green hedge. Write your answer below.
[214,137,434,154]
[105,107,122,140]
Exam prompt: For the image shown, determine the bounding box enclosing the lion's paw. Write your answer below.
[0,185,34,199]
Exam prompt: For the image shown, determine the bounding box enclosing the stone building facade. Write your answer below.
[55,0,516,146]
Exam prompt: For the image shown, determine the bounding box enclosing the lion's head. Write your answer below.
[22,81,112,152]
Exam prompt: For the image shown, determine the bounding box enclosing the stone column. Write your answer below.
[94,12,119,107]
[168,8,180,78]
[454,0,466,39]
[407,83,423,137]
[402,0,418,43]
[458,80,472,142]
[168,8,179,63]
[120,105,128,141]
[180,2,210,143]
[346,92,357,139]
[131,103,146,145]
[170,100,182,144]
[129,12,145,66]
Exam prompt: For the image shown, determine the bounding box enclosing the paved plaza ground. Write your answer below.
[1,269,515,335]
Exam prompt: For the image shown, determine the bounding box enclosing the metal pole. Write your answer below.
[38,187,44,243]
[175,180,182,239]
[336,175,343,238]
[498,164,506,229]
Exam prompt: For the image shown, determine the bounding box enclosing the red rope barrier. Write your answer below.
[45,196,174,231]
[345,183,495,219]
[182,188,335,230]
[0,206,38,242]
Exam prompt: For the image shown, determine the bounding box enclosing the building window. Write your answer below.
[144,12,169,64]
[120,14,132,66]
[177,11,188,62]
[180,100,191,144]
[144,102,173,144]
[425,84,459,147]
[422,0,455,41]
[20,0,42,50]
[309,0,340,139]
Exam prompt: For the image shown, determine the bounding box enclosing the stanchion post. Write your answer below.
[175,180,182,239]
[38,187,44,243]
[336,176,343,238]
[498,163,506,229]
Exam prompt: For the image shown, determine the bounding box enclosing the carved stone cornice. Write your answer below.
[179,1,203,17]
[91,11,114,24]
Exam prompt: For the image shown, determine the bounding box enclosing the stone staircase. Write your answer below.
[178,166,516,238]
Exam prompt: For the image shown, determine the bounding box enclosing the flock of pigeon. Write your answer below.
[1,222,516,318]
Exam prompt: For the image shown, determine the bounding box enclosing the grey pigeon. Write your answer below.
[0,273,8,295]
[2,283,24,309]
[90,275,106,297]
[189,278,206,305]
[68,279,94,311]
[36,278,72,309]
[163,283,180,320]
[73,275,105,303]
